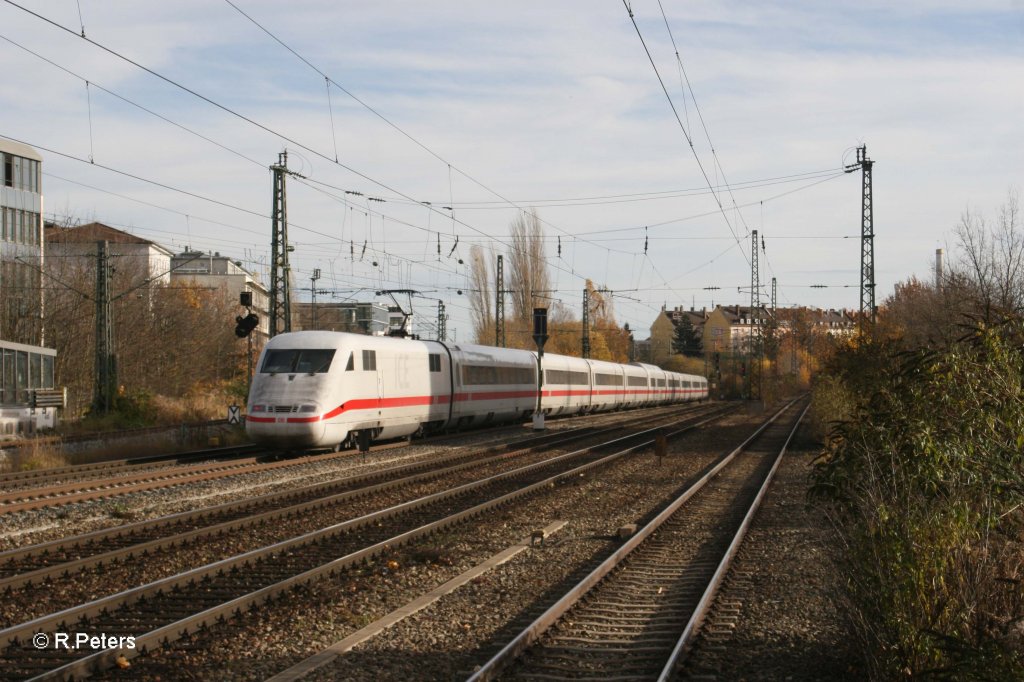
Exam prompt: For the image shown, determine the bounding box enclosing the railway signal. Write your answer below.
[235,312,260,338]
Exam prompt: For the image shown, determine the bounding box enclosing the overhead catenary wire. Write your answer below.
[655,0,758,242]
[5,2,859,329]
[219,0,622,262]
[7,0,635,300]
[622,0,749,268]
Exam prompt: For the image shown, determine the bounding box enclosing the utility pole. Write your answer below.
[270,151,292,337]
[310,268,321,329]
[495,254,505,347]
[771,277,777,315]
[581,287,590,359]
[845,144,875,330]
[437,300,447,341]
[92,240,115,414]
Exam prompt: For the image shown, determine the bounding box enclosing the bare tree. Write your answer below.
[42,245,247,417]
[953,189,1023,319]
[507,210,552,346]
[467,244,493,344]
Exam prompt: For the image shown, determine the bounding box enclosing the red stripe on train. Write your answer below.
[247,387,705,424]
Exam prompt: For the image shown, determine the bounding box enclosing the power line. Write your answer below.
[655,1,757,240]
[622,0,749,268]
[3,133,266,218]
[1,0,538,266]
[219,0,622,263]
[369,168,844,209]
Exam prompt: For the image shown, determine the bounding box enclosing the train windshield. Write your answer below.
[261,349,336,374]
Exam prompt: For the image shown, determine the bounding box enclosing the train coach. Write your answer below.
[246,331,708,451]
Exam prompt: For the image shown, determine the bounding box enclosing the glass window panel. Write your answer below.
[295,349,335,373]
[2,350,13,404]
[261,349,298,373]
[29,353,40,389]
[42,355,54,388]
[16,351,28,403]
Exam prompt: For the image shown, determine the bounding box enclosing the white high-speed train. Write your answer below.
[246,331,708,451]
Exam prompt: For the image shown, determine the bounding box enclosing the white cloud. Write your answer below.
[2,0,1020,337]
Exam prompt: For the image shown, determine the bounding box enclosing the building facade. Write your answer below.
[45,222,175,286]
[1,139,44,345]
[648,306,709,365]
[169,250,270,337]
[703,305,773,355]
[294,301,390,335]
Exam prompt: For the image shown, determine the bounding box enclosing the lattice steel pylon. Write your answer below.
[749,230,761,400]
[857,145,875,327]
[495,254,505,347]
[269,152,291,338]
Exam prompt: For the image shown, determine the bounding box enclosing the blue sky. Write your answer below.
[2,0,1021,341]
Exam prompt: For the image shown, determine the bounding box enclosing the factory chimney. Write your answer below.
[935,248,945,289]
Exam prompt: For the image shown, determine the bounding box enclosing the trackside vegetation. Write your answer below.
[811,321,1024,679]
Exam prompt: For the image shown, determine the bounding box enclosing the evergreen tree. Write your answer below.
[672,315,702,357]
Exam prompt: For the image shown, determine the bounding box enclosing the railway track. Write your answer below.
[0,404,722,597]
[0,403,729,680]
[467,397,809,681]
[0,404,694,514]
[0,443,259,490]
[0,447,358,514]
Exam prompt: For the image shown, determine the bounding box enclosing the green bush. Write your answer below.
[812,323,1024,679]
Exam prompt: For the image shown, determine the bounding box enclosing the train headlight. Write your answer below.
[251,404,267,413]
[299,405,316,413]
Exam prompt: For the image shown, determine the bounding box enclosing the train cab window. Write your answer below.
[429,353,441,372]
[362,349,377,371]
[296,349,335,373]
[261,349,336,374]
[345,352,354,371]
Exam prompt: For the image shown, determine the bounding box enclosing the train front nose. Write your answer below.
[246,403,327,448]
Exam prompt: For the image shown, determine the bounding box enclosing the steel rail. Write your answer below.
[0,402,687,489]
[656,400,810,680]
[465,396,802,682]
[0,401,688,497]
[0,444,260,488]
[2,406,729,680]
[0,404,696,567]
[0,405,723,592]
[0,447,373,514]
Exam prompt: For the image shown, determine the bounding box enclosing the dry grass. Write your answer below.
[1,438,70,472]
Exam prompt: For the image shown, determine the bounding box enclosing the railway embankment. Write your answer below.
[809,322,1024,679]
